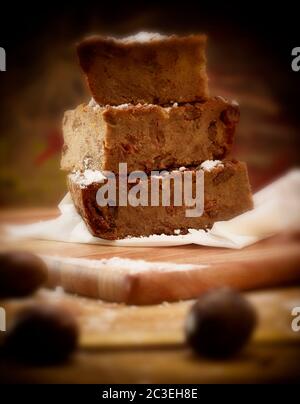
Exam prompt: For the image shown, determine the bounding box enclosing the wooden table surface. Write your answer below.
[0,208,300,384]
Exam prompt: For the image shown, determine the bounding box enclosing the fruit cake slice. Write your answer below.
[61,97,239,174]
[77,32,208,105]
[67,160,253,240]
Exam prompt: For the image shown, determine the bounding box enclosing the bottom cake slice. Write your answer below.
[68,160,253,240]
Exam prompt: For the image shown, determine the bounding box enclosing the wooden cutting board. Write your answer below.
[1,208,300,304]
[0,209,300,383]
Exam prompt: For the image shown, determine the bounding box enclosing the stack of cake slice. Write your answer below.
[61,32,253,240]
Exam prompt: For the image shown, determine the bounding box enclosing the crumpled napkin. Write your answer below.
[6,169,300,249]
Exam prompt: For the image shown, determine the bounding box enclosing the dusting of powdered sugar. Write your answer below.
[90,101,180,112]
[111,102,179,111]
[109,103,152,110]
[215,96,239,107]
[200,160,224,172]
[42,255,205,274]
[119,32,167,43]
[165,102,179,112]
[83,157,93,169]
[215,95,227,103]
[110,103,132,110]
[88,98,101,111]
[69,169,106,188]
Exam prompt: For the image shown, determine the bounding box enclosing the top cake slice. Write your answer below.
[77,32,209,106]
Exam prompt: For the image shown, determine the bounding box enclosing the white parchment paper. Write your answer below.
[6,169,300,249]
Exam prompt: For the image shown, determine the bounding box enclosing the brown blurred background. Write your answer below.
[0,1,299,206]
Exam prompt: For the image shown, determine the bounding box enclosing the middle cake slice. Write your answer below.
[61,96,239,173]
